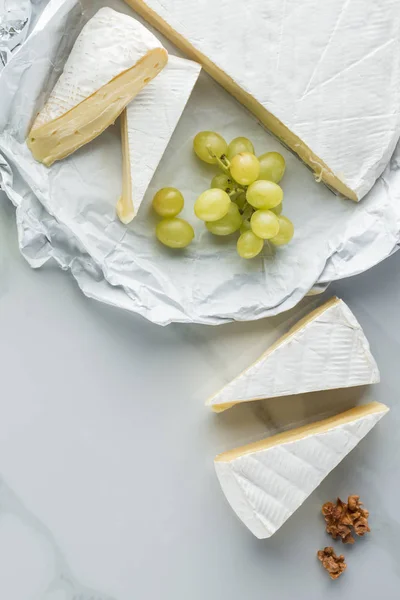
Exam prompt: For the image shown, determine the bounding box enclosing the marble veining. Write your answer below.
[0,478,113,600]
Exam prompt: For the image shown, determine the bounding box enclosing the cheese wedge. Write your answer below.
[117,56,201,224]
[207,298,380,412]
[27,7,168,166]
[215,401,388,539]
[124,0,400,201]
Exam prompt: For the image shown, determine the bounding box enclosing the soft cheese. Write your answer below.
[117,56,201,224]
[27,7,168,166]
[215,402,388,539]
[207,298,380,412]
[124,0,400,201]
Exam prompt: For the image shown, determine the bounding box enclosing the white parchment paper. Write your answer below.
[1,0,400,325]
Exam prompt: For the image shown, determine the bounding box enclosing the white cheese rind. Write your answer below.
[120,55,201,221]
[215,405,388,539]
[32,7,165,129]
[124,0,400,200]
[207,298,380,410]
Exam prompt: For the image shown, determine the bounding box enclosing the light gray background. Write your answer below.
[0,191,399,599]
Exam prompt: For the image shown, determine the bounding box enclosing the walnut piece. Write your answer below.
[317,547,347,580]
[322,495,370,544]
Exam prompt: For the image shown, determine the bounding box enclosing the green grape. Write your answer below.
[193,131,228,164]
[271,203,283,215]
[156,218,194,248]
[227,137,255,160]
[269,215,294,246]
[211,173,234,192]
[233,192,247,211]
[206,203,242,236]
[237,230,264,259]
[258,152,286,183]
[240,219,251,234]
[250,210,280,239]
[230,152,260,186]
[246,180,283,209]
[152,187,184,217]
[194,189,231,222]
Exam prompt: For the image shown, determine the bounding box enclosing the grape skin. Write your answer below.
[152,188,184,217]
[246,180,283,210]
[250,210,280,239]
[194,189,231,222]
[258,152,286,183]
[230,152,260,186]
[193,131,228,164]
[269,215,294,246]
[206,203,242,236]
[211,173,234,192]
[156,218,194,248]
[227,137,255,160]
[237,230,264,259]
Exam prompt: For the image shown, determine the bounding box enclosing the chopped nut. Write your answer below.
[348,495,360,512]
[322,495,370,543]
[347,496,371,537]
[353,516,370,537]
[317,547,347,580]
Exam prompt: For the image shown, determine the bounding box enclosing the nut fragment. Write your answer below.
[317,547,347,580]
[322,495,370,544]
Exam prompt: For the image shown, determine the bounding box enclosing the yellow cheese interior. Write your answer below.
[117,108,135,224]
[27,48,168,167]
[210,297,341,412]
[215,401,388,462]
[124,0,357,201]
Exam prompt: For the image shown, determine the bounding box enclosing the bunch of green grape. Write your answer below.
[153,131,294,258]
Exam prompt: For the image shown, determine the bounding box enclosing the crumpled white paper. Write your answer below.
[0,0,51,70]
[0,1,31,48]
[1,0,400,325]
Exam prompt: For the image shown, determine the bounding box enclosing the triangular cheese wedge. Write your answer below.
[117,55,201,223]
[27,7,168,166]
[215,401,389,539]
[207,298,380,412]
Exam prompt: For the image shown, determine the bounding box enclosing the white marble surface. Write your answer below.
[1,193,400,598]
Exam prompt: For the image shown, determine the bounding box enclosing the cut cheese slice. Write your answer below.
[215,401,388,539]
[117,55,201,224]
[27,7,168,166]
[124,0,400,201]
[207,297,380,412]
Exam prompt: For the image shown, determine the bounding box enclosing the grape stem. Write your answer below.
[228,186,246,197]
[219,154,231,170]
[206,146,231,173]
